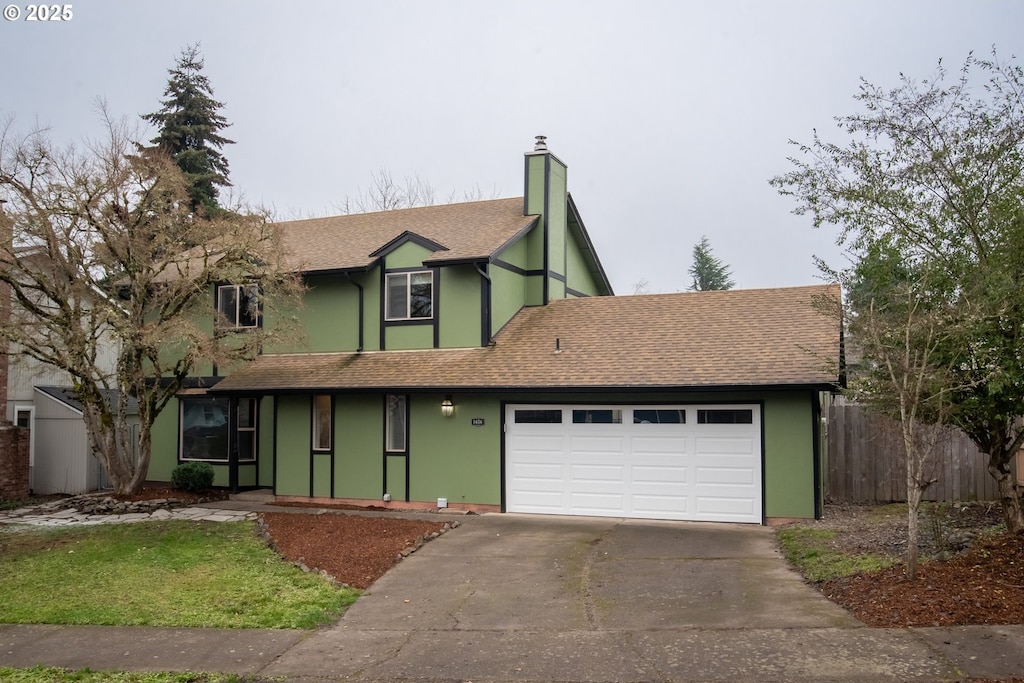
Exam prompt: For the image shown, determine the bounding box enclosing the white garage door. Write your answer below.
[505,404,762,524]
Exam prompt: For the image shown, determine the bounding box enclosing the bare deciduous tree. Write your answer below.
[333,167,501,215]
[0,112,302,494]
[842,253,965,578]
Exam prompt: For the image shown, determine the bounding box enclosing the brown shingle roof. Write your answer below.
[212,285,840,393]
[277,197,537,273]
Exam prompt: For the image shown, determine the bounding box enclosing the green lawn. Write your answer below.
[0,520,357,629]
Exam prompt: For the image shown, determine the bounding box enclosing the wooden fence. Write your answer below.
[826,402,1005,503]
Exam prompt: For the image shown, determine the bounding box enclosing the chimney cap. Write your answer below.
[533,135,548,152]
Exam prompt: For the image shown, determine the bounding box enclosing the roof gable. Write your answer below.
[369,231,449,259]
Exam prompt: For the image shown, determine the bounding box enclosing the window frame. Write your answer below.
[384,271,434,321]
[312,394,333,452]
[697,408,754,425]
[386,394,408,452]
[216,283,261,329]
[235,397,258,462]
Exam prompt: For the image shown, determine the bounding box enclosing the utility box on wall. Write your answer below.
[0,424,30,499]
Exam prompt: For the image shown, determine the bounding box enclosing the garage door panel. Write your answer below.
[696,497,761,518]
[506,404,762,524]
[512,434,566,453]
[694,437,756,454]
[569,435,625,452]
[512,492,569,514]
[696,466,756,486]
[512,462,569,483]
[571,491,626,514]
[570,463,625,482]
[632,494,690,515]
[631,465,688,484]
[630,436,688,454]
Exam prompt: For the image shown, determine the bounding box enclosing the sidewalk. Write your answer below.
[2,494,1024,682]
[2,621,1024,682]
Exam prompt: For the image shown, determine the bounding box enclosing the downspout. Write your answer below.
[343,272,364,352]
[475,263,493,346]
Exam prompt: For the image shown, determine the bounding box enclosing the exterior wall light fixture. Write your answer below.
[441,396,454,418]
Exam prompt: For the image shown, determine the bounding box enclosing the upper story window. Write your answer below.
[385,271,433,321]
[217,284,260,329]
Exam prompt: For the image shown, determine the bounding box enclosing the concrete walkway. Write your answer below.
[2,497,1024,682]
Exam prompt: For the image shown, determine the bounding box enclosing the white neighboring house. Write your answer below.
[6,354,136,495]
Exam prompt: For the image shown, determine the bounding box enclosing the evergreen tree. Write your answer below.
[687,235,735,290]
[143,44,233,213]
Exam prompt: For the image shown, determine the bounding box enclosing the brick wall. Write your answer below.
[0,424,29,499]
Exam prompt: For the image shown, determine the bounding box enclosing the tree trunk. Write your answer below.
[81,401,146,496]
[906,489,921,579]
[988,457,1024,534]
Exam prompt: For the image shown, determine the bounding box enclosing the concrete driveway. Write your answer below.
[260,513,973,682]
[341,513,857,632]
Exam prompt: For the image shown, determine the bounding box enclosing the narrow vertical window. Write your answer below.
[312,394,332,451]
[236,398,257,461]
[386,394,407,452]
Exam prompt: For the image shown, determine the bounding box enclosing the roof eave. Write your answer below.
[210,380,840,396]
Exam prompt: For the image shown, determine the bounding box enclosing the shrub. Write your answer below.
[171,462,215,493]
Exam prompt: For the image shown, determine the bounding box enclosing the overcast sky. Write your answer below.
[3,1,1022,294]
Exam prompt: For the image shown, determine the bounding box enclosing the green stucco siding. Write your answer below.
[258,397,275,487]
[385,455,407,501]
[362,269,382,351]
[762,393,817,519]
[490,238,528,335]
[312,454,331,498]
[439,265,481,348]
[408,394,501,505]
[333,395,382,499]
[275,395,311,497]
[524,155,547,216]
[386,324,434,350]
[386,241,431,269]
[565,231,600,296]
[296,275,361,352]
[547,161,568,289]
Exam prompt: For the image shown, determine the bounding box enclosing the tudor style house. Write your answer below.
[147,137,841,524]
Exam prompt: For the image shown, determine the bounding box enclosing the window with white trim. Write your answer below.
[217,284,260,328]
[385,272,433,320]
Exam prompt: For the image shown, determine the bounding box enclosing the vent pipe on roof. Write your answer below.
[534,135,548,152]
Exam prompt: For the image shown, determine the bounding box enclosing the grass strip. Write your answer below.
[0,666,263,682]
[776,527,898,582]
